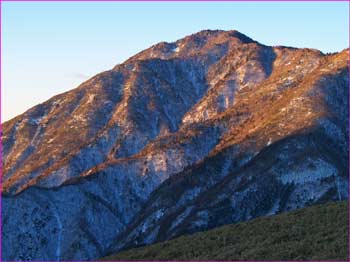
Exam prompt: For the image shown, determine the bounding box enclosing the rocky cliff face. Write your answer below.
[2,30,349,260]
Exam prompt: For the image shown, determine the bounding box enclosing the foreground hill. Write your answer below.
[2,30,348,260]
[103,201,349,261]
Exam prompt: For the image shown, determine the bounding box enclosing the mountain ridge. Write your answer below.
[2,29,348,260]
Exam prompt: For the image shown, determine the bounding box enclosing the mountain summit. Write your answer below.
[2,30,349,260]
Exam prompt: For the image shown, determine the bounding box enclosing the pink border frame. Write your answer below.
[0,0,349,2]
[0,1,349,261]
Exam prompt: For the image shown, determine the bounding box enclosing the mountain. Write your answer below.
[103,201,349,261]
[2,29,349,260]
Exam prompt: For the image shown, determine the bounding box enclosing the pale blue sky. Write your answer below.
[2,1,349,122]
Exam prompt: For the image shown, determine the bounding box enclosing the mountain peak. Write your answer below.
[186,29,256,43]
[2,29,348,261]
[123,29,257,64]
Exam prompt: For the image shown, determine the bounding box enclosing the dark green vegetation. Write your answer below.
[103,201,348,261]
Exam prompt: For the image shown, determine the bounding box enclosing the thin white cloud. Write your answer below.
[69,72,90,80]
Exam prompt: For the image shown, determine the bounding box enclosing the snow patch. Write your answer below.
[279,158,337,185]
[267,139,272,146]
[170,206,193,230]
[29,114,46,125]
[192,210,209,228]
[155,209,164,220]
[177,187,201,206]
[266,199,280,216]
[172,46,180,53]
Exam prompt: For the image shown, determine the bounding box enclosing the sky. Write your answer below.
[2,1,349,122]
